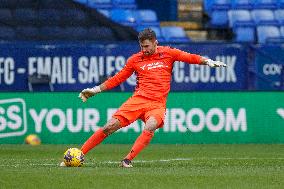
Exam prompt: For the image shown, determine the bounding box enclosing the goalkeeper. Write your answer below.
[78,28,226,168]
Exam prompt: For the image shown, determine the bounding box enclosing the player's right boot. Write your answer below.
[59,162,66,167]
[121,159,133,168]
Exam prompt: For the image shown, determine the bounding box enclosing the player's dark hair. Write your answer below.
[138,28,157,42]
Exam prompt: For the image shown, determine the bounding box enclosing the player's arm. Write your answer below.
[79,60,134,102]
[170,47,227,67]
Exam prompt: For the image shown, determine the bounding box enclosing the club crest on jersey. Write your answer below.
[140,62,168,70]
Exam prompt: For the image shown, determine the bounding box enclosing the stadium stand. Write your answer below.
[0,0,192,42]
[0,0,138,41]
[204,0,284,43]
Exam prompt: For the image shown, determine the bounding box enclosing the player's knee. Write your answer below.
[102,118,120,135]
[144,117,159,132]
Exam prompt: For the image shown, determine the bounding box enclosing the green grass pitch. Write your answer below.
[1,144,284,189]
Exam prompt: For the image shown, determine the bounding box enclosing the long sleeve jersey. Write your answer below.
[103,46,203,103]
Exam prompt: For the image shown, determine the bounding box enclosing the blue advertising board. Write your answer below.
[0,42,248,91]
[254,45,284,90]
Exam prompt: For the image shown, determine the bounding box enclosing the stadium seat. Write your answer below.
[228,10,254,27]
[40,0,74,9]
[203,0,215,13]
[15,26,39,40]
[73,0,87,4]
[98,9,110,17]
[87,0,113,9]
[61,9,87,26]
[16,0,38,8]
[88,26,116,41]
[13,8,38,25]
[0,26,15,40]
[257,25,282,43]
[38,9,62,26]
[210,10,228,27]
[251,9,278,25]
[211,0,231,10]
[0,9,13,23]
[0,0,17,8]
[112,0,137,9]
[62,27,88,40]
[110,9,138,27]
[274,9,284,24]
[231,0,254,9]
[253,0,278,9]
[161,26,190,43]
[136,9,160,27]
[39,26,65,40]
[233,27,255,42]
[279,0,284,8]
[136,26,166,43]
[281,26,284,37]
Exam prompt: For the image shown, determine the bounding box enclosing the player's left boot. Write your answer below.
[121,159,133,168]
[59,162,66,167]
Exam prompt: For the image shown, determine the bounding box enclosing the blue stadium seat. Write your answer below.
[203,0,215,13]
[279,0,284,8]
[0,0,17,8]
[0,26,15,40]
[39,26,65,40]
[98,9,110,17]
[136,26,166,43]
[274,9,284,24]
[0,9,13,23]
[231,0,254,9]
[40,0,74,9]
[16,0,37,8]
[251,9,278,25]
[233,27,255,42]
[88,26,116,41]
[73,0,87,4]
[211,0,231,10]
[112,0,137,9]
[228,10,254,27]
[136,9,159,27]
[16,26,39,40]
[161,26,190,43]
[281,26,284,36]
[62,27,88,40]
[253,0,278,9]
[210,10,228,27]
[61,9,87,25]
[257,25,282,43]
[87,0,113,9]
[14,8,38,25]
[110,9,138,27]
[38,9,61,26]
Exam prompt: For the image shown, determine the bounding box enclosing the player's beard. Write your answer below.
[143,48,156,56]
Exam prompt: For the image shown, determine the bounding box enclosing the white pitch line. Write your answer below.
[1,157,284,167]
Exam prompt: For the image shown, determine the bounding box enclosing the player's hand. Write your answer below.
[205,59,227,68]
[78,86,101,102]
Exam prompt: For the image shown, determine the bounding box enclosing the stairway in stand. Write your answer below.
[160,0,208,41]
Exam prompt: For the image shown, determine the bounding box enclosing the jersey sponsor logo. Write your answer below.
[140,62,168,71]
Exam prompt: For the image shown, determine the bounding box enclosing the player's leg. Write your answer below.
[122,116,161,167]
[81,118,121,155]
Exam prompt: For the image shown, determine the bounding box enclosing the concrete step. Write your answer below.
[160,21,202,30]
[186,30,208,41]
